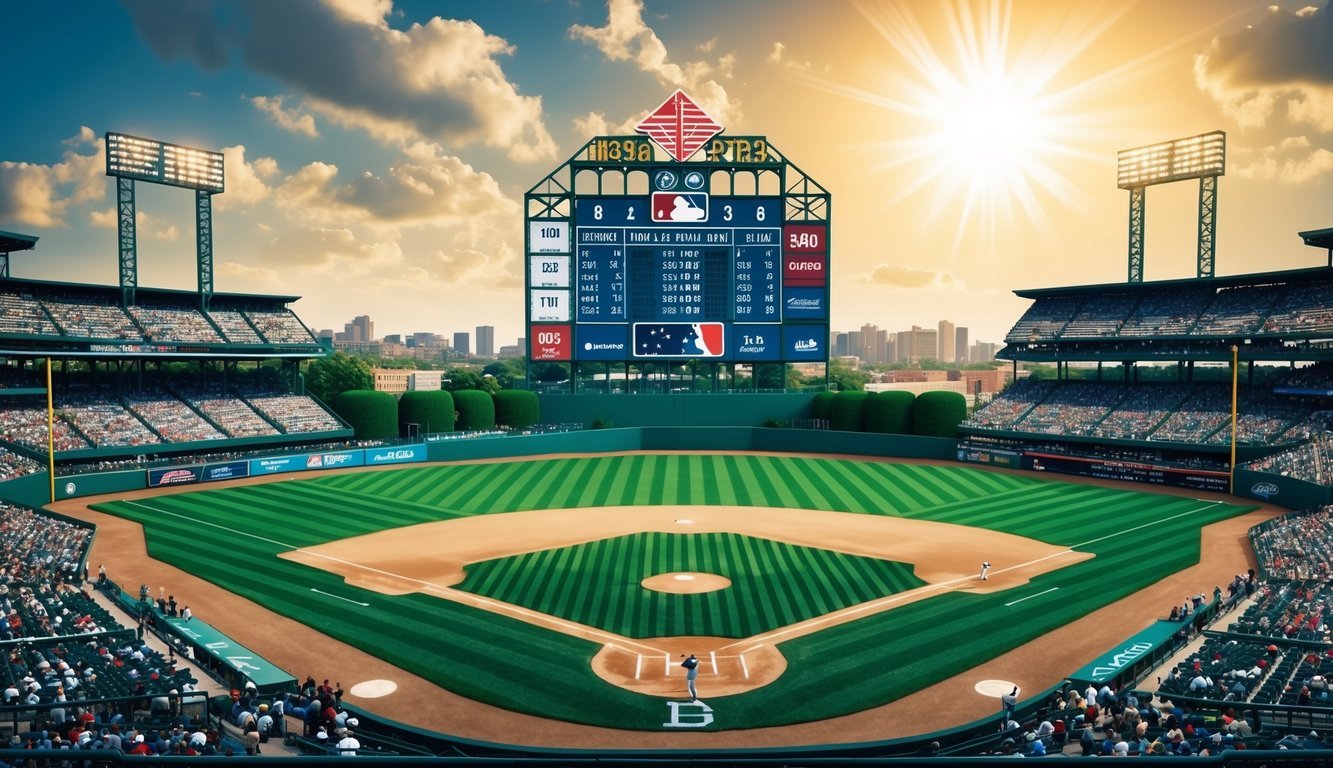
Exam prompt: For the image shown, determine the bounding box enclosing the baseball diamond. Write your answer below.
[87,453,1257,732]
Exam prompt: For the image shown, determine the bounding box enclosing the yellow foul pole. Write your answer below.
[1229,345,1239,495]
[46,357,55,503]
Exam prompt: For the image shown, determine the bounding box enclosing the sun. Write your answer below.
[794,0,1127,251]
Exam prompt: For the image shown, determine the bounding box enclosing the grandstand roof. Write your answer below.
[1300,227,1333,250]
[0,275,301,304]
[0,231,38,253]
[1012,265,1333,299]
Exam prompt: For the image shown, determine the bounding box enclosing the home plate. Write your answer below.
[350,679,398,698]
[975,679,1019,698]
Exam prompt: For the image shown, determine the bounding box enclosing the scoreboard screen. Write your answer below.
[527,170,829,364]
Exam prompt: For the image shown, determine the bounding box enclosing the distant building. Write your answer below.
[372,368,447,394]
[971,341,998,362]
[475,326,495,358]
[339,314,374,343]
[383,334,402,345]
[832,332,849,358]
[910,326,938,363]
[895,330,912,362]
[453,332,470,357]
[498,343,523,358]
[938,320,955,363]
[955,326,969,363]
[948,367,1010,394]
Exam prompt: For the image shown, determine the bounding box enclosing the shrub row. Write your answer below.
[818,389,965,437]
[331,389,539,440]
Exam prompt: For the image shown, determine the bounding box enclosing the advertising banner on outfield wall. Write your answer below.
[366,444,426,465]
[147,466,202,487]
[250,455,303,476]
[202,460,250,482]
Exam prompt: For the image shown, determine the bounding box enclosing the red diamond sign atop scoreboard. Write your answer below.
[635,90,723,162]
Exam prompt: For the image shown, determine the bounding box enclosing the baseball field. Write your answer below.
[90,453,1256,731]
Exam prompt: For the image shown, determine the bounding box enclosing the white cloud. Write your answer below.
[153,225,180,242]
[251,95,319,137]
[0,128,106,227]
[569,0,741,126]
[1194,4,1333,131]
[572,111,639,140]
[123,0,555,161]
[219,145,280,209]
[859,264,962,290]
[1231,136,1333,184]
[766,42,814,71]
[273,141,515,228]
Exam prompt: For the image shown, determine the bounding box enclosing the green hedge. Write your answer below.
[453,389,496,431]
[493,390,540,428]
[865,390,915,434]
[810,391,836,422]
[912,391,967,437]
[398,390,455,436]
[829,391,869,432]
[331,390,398,440]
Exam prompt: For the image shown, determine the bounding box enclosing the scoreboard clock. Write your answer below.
[524,91,829,367]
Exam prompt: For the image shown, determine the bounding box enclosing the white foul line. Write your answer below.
[739,652,750,679]
[1005,587,1059,607]
[310,588,369,606]
[634,654,643,680]
[710,651,717,674]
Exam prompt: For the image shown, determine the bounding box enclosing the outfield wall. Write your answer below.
[536,393,814,427]
[4,428,957,504]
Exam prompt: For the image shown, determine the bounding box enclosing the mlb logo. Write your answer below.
[651,192,708,223]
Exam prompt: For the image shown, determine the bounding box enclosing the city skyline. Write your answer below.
[1,1,1329,348]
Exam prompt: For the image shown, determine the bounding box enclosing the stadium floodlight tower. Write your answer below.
[104,132,225,307]
[1116,130,1225,281]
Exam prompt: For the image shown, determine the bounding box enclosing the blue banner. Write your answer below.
[202,460,250,483]
[730,324,782,361]
[783,287,826,319]
[783,325,827,361]
[147,465,202,487]
[249,455,303,475]
[576,324,630,360]
[365,445,425,466]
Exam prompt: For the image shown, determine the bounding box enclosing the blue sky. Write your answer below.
[2,0,1330,348]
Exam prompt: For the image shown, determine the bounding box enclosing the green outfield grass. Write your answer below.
[458,531,924,638]
[92,455,1256,731]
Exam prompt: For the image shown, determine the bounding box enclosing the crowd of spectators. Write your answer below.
[41,298,141,341]
[0,404,90,452]
[60,393,162,449]
[1013,382,1125,435]
[175,387,281,438]
[0,445,43,482]
[1089,383,1193,440]
[127,305,225,345]
[0,286,324,350]
[1003,278,1332,345]
[204,309,264,344]
[123,395,226,443]
[1004,296,1080,342]
[0,290,58,336]
[244,310,317,345]
[1244,433,1333,485]
[245,394,343,433]
[962,380,1056,428]
[1251,507,1333,582]
[1119,287,1214,337]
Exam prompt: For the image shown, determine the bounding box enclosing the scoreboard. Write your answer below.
[525,92,830,367]
[527,175,829,363]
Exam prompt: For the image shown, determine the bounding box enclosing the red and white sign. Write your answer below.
[784,254,827,287]
[784,224,827,253]
[530,325,571,361]
[635,90,723,162]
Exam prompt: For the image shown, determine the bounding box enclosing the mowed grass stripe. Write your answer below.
[812,458,882,513]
